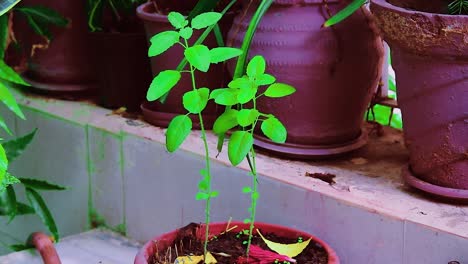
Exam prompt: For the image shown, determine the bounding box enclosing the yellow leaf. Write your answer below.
[257,229,311,258]
[174,252,217,264]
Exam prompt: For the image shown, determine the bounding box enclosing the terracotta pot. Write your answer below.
[90,31,152,112]
[227,0,384,159]
[137,2,232,129]
[28,232,61,264]
[134,222,340,264]
[16,0,96,93]
[370,0,468,200]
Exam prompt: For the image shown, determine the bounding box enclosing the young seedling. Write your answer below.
[145,11,242,259]
[210,55,296,255]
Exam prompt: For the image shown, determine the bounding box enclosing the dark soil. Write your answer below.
[151,223,328,264]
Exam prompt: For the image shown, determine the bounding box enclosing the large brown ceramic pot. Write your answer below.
[137,2,232,128]
[371,0,468,200]
[16,0,96,93]
[227,0,384,158]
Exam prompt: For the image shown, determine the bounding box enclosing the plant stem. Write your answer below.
[185,39,212,259]
[246,147,258,256]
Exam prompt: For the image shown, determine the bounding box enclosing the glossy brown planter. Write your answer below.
[90,31,152,112]
[137,2,231,129]
[370,0,468,200]
[227,0,384,159]
[134,222,340,264]
[16,0,96,93]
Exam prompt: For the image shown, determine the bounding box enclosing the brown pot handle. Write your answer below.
[28,232,62,264]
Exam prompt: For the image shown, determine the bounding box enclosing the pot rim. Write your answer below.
[134,221,340,264]
[136,2,175,23]
[370,0,468,20]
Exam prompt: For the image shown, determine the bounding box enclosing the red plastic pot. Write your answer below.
[227,0,384,159]
[134,222,340,264]
[15,0,96,93]
[90,31,152,112]
[137,2,233,129]
[370,0,468,200]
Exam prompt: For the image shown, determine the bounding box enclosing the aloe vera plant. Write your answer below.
[146,10,295,259]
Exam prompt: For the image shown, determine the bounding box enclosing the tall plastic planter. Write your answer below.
[15,0,96,93]
[370,0,468,200]
[134,222,340,264]
[137,2,232,128]
[227,0,384,159]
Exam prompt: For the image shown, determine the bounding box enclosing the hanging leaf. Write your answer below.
[25,187,60,241]
[147,70,181,101]
[166,115,192,152]
[16,202,35,215]
[18,178,67,191]
[168,12,187,29]
[0,115,12,135]
[0,60,30,86]
[0,143,8,186]
[323,0,366,27]
[182,88,210,114]
[228,131,253,166]
[0,185,16,217]
[213,109,238,135]
[247,55,266,78]
[191,12,222,30]
[237,109,259,127]
[257,229,312,258]
[185,45,211,72]
[148,31,179,57]
[3,129,37,161]
[0,14,9,60]
[209,47,242,64]
[261,117,287,143]
[264,83,296,98]
[15,6,69,40]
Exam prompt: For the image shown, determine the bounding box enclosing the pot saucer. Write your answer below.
[22,74,97,93]
[253,131,368,159]
[402,166,468,202]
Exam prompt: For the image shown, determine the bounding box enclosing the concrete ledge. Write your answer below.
[1,88,467,263]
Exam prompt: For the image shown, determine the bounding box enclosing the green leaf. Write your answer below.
[0,115,12,136]
[0,15,9,60]
[25,187,59,241]
[182,88,209,114]
[16,202,35,215]
[0,60,30,86]
[261,117,287,143]
[237,87,256,104]
[209,88,227,100]
[228,76,251,90]
[179,27,193,39]
[209,47,242,64]
[228,131,253,166]
[166,115,192,152]
[0,172,19,194]
[252,191,259,200]
[323,0,366,27]
[237,109,259,127]
[15,6,68,27]
[243,218,251,224]
[213,89,239,106]
[147,70,181,101]
[242,186,252,193]
[148,31,179,57]
[210,191,219,198]
[247,55,266,78]
[184,45,211,72]
[0,144,8,186]
[264,83,296,98]
[9,244,32,252]
[0,0,20,17]
[213,109,238,135]
[168,12,187,29]
[18,178,67,191]
[255,74,276,86]
[191,12,222,30]
[198,179,209,191]
[3,129,37,161]
[0,185,15,218]
[195,192,210,200]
